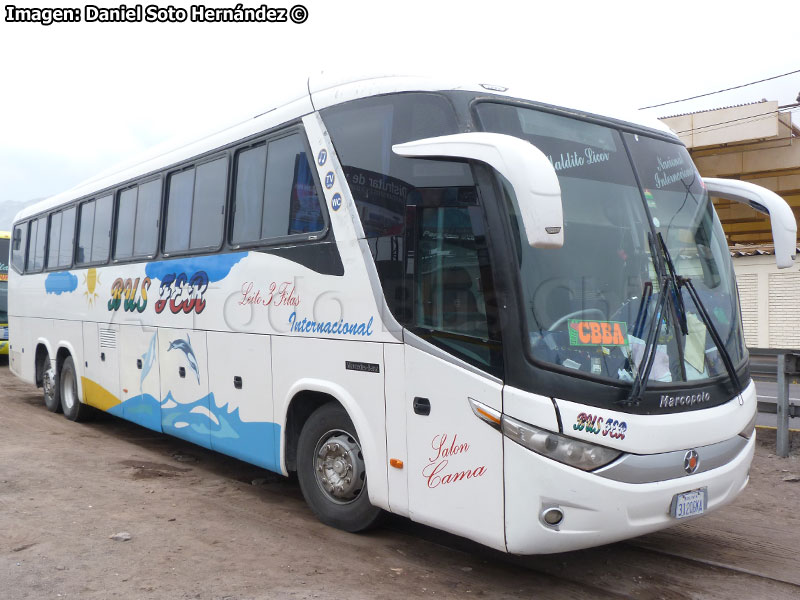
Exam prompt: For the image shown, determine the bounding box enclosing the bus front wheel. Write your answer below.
[296,403,382,532]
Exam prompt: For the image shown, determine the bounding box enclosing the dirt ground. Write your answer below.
[2,361,800,600]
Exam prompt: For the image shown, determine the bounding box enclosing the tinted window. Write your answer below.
[165,169,195,253]
[115,181,161,260]
[11,224,27,272]
[31,217,47,271]
[190,158,227,249]
[115,188,137,259]
[77,194,112,265]
[77,201,96,264]
[48,212,62,268]
[232,144,267,243]
[322,93,470,324]
[59,207,76,267]
[92,194,113,262]
[322,93,466,238]
[232,133,323,244]
[409,195,501,374]
[25,220,37,271]
[134,181,160,256]
[266,134,323,237]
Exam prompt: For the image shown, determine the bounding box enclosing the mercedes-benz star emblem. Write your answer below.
[684,449,700,474]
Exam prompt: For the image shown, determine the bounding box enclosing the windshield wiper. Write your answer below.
[679,276,743,399]
[623,273,669,406]
[622,231,670,406]
[658,232,688,336]
[623,232,742,406]
[659,233,743,399]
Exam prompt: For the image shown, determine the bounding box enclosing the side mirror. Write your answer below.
[12,227,21,251]
[703,177,797,268]
[392,132,563,248]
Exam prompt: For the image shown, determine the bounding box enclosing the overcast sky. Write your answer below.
[1,0,798,210]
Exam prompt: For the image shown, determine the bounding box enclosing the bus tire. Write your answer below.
[296,403,383,532]
[42,355,61,413]
[59,356,93,422]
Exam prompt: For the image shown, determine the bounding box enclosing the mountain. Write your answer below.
[0,198,43,231]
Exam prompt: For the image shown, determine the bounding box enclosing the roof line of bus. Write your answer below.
[12,74,676,224]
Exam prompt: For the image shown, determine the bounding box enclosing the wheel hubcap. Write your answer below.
[314,430,366,504]
[43,367,56,401]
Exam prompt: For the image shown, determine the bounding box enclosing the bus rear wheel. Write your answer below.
[59,356,93,422]
[296,403,382,532]
[42,356,61,413]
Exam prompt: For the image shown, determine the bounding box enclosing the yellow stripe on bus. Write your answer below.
[81,377,121,411]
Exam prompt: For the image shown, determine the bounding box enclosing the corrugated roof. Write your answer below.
[660,99,770,120]
[729,243,800,258]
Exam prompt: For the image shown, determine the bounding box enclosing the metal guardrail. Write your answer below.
[749,348,800,457]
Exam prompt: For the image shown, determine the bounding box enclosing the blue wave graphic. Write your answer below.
[145,252,247,283]
[108,393,162,432]
[110,391,280,472]
[45,272,78,295]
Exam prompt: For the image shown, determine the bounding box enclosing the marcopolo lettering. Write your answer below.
[659,392,712,408]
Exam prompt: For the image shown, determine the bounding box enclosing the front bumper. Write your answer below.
[504,432,754,554]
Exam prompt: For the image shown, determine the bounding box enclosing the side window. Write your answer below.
[322,94,469,323]
[77,195,112,265]
[25,220,37,271]
[165,157,227,254]
[115,180,161,260]
[115,188,137,259]
[11,223,27,272]
[133,181,159,256]
[28,217,47,272]
[77,201,96,264]
[231,132,324,245]
[59,207,76,267]
[47,211,62,268]
[92,194,113,262]
[410,196,503,375]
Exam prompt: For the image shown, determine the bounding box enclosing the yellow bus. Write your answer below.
[0,231,8,354]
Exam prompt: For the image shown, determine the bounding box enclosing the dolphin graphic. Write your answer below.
[167,334,200,385]
[139,332,158,394]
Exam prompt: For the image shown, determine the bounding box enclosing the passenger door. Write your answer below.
[404,347,505,551]
[402,199,506,552]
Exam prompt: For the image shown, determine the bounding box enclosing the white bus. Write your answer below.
[8,75,797,554]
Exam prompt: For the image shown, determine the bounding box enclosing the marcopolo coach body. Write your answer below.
[7,75,796,554]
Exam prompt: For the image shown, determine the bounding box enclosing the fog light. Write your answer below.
[541,508,564,526]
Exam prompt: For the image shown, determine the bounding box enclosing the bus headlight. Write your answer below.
[502,415,622,471]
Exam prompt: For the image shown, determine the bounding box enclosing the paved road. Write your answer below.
[754,380,800,429]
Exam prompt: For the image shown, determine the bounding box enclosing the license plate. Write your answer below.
[670,487,707,519]
[0,327,7,340]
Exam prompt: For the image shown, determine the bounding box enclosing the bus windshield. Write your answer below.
[475,102,745,386]
[0,236,9,323]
